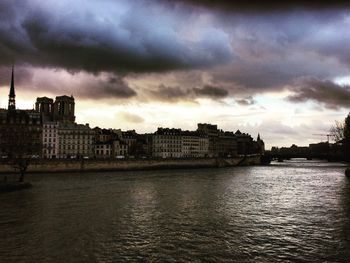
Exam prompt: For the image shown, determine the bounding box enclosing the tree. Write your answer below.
[331,112,350,162]
[0,110,42,182]
[330,120,345,142]
[344,113,350,142]
[330,112,350,143]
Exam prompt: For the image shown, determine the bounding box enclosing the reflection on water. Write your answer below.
[0,159,349,262]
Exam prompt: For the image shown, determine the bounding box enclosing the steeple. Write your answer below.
[257,133,261,141]
[8,65,16,110]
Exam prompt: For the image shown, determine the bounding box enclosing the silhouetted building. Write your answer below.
[217,131,237,157]
[53,96,75,124]
[256,133,265,154]
[36,97,54,121]
[0,66,42,158]
[122,130,138,156]
[197,123,219,157]
[235,130,254,155]
[8,65,16,111]
[36,95,75,124]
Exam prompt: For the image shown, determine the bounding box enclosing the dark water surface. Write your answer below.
[1,159,350,262]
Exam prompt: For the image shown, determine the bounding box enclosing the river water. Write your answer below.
[0,159,350,262]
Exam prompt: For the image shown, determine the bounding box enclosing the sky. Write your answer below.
[0,0,350,148]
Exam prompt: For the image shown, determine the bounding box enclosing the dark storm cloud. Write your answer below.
[193,85,228,98]
[0,66,136,100]
[1,0,350,105]
[0,0,233,73]
[176,0,350,12]
[147,85,192,103]
[204,11,350,96]
[91,76,137,99]
[147,84,229,103]
[287,77,350,109]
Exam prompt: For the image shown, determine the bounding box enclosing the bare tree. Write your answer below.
[344,113,350,142]
[330,120,345,142]
[330,112,350,162]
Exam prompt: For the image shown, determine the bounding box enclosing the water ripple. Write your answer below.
[0,159,349,262]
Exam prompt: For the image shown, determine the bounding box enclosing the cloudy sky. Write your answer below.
[1,0,350,148]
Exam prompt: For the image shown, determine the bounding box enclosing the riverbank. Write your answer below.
[0,155,262,174]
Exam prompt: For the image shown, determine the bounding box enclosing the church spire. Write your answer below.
[8,65,16,110]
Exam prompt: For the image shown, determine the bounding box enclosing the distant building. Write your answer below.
[152,128,183,158]
[181,130,209,158]
[94,141,113,158]
[42,122,59,158]
[122,130,138,156]
[235,130,254,155]
[134,134,151,158]
[217,131,237,157]
[197,123,219,157]
[0,66,43,158]
[93,128,118,143]
[256,134,265,154]
[35,97,54,122]
[57,123,94,158]
[113,140,129,157]
[150,128,209,158]
[92,128,130,158]
[36,95,75,124]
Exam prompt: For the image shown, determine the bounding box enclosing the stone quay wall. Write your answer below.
[0,155,262,174]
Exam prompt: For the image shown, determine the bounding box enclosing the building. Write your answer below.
[197,123,219,157]
[152,128,183,158]
[36,95,76,124]
[93,128,118,143]
[181,130,209,158]
[121,130,138,156]
[53,96,75,124]
[35,97,54,122]
[235,130,255,155]
[113,140,129,157]
[57,123,94,158]
[0,66,43,158]
[217,131,237,157]
[134,134,151,158]
[256,134,265,154]
[94,141,113,158]
[42,122,59,158]
[151,128,209,158]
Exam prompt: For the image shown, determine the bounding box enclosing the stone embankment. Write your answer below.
[0,155,262,174]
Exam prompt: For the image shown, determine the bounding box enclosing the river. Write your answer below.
[0,159,349,262]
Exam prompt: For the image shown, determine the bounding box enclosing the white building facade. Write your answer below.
[42,122,59,158]
[57,123,94,158]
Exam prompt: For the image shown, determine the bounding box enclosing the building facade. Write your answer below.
[57,123,94,158]
[42,122,59,158]
[0,67,43,158]
[152,128,182,158]
[36,95,75,124]
[217,131,238,157]
[197,123,219,157]
[181,131,209,158]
